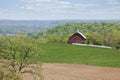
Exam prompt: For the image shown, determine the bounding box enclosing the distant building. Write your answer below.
[68,30,87,44]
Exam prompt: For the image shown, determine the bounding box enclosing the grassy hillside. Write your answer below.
[36,43,120,67]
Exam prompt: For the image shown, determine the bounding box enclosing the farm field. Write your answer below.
[24,63,120,80]
[36,43,120,67]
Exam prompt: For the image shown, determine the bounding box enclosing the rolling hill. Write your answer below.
[0,19,120,34]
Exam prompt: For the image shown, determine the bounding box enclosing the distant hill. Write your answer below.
[0,20,66,34]
[39,22,120,35]
[0,19,120,34]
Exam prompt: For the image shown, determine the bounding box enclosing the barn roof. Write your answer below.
[75,30,87,39]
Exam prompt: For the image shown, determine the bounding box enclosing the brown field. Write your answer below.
[24,63,120,80]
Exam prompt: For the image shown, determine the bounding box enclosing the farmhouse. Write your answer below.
[68,30,87,44]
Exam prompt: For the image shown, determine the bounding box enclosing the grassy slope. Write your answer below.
[37,43,120,67]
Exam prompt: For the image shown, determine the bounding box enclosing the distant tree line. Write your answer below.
[29,22,120,48]
[0,25,46,34]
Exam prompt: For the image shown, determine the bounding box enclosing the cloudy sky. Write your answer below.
[0,0,120,20]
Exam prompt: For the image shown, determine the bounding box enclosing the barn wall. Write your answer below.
[68,33,86,44]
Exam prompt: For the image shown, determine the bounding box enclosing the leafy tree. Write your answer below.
[0,35,44,80]
[106,30,120,47]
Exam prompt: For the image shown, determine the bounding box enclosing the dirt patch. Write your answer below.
[24,63,120,80]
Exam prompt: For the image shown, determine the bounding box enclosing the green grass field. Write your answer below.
[36,43,120,67]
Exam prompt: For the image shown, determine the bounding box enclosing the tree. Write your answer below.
[0,35,44,80]
[105,30,120,47]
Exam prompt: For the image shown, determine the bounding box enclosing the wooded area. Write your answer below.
[29,22,120,48]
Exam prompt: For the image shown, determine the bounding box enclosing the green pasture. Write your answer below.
[36,43,120,67]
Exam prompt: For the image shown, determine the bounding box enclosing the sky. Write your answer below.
[0,0,120,20]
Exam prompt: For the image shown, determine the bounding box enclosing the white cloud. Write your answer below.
[20,4,34,10]
[107,0,120,4]
[0,8,36,20]
[0,6,120,20]
[0,9,18,19]
[21,0,57,3]
[20,0,99,12]
[0,0,120,20]
[17,0,120,20]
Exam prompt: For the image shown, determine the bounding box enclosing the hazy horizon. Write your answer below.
[0,19,120,21]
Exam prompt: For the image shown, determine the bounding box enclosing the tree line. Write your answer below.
[29,22,120,48]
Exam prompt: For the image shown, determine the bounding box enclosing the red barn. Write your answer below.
[68,31,87,44]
